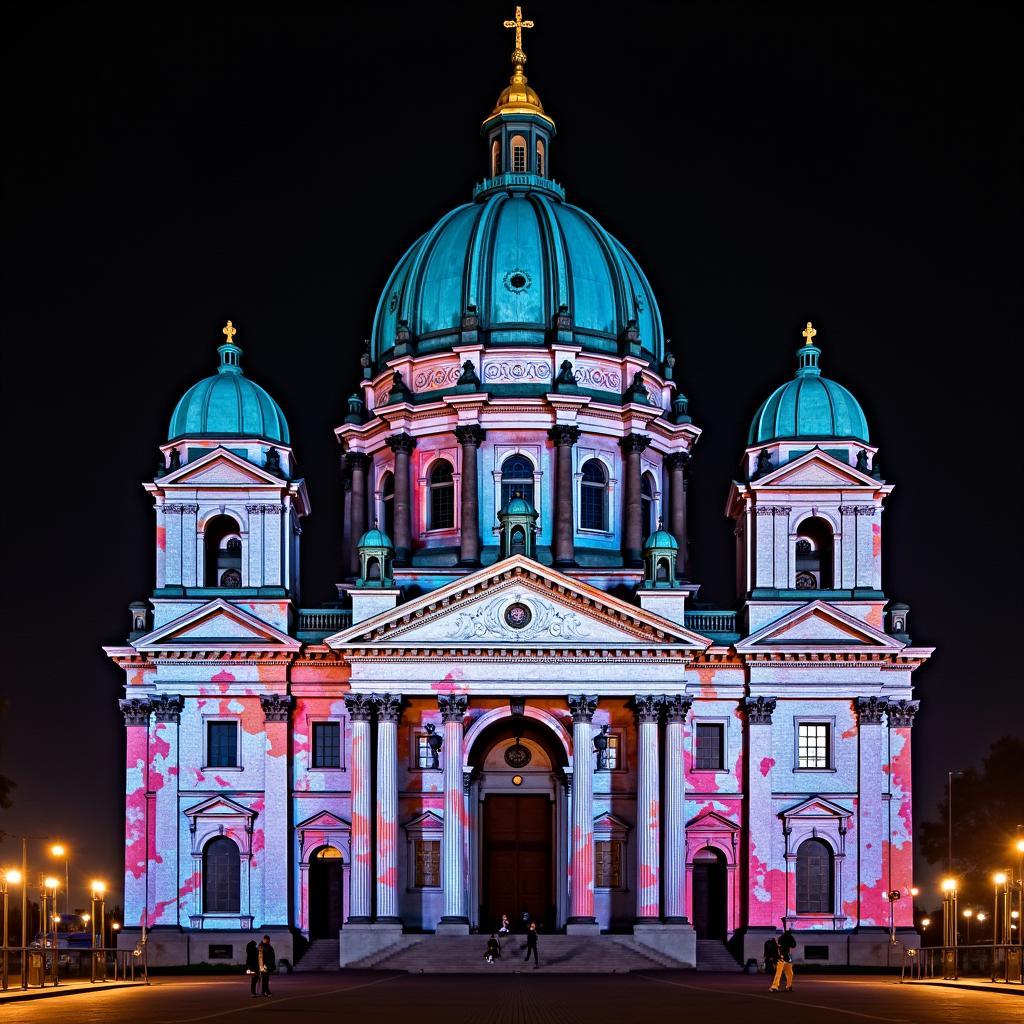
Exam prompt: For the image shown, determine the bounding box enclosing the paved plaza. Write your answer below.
[1,972,1021,1024]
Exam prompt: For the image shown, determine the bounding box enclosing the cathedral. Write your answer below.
[106,10,932,970]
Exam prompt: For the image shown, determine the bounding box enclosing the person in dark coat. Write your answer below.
[763,935,780,977]
[523,921,539,968]
[256,935,276,996]
[484,935,501,963]
[245,940,260,996]
[770,920,796,992]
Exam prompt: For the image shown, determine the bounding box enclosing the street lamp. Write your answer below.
[994,872,1008,947]
[885,889,902,944]
[1,869,21,991]
[43,876,59,986]
[90,880,106,983]
[49,844,69,917]
[963,908,973,945]
[941,878,958,949]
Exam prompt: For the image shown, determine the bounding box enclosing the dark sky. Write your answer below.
[2,3,1019,909]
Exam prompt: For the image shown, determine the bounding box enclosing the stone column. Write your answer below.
[345,693,374,922]
[260,695,292,926]
[620,435,650,567]
[567,694,599,931]
[438,694,469,931]
[150,696,183,925]
[372,693,403,923]
[340,462,353,578]
[119,698,152,930]
[634,694,664,920]
[744,697,778,949]
[346,453,370,576]
[666,453,690,578]
[886,701,919,928]
[856,696,887,929]
[663,694,692,922]
[387,434,417,566]
[455,425,485,566]
[549,425,581,567]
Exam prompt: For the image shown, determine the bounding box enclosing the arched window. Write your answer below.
[501,454,535,510]
[510,134,527,173]
[656,557,670,582]
[204,515,242,587]
[427,459,455,530]
[795,517,834,589]
[795,838,834,914]
[536,139,545,176]
[491,139,501,176]
[641,472,657,540]
[580,459,609,531]
[203,836,240,913]
[380,471,394,540]
[510,525,526,557]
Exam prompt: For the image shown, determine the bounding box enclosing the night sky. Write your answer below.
[2,3,1019,910]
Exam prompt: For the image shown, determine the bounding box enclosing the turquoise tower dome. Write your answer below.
[643,526,679,552]
[168,323,290,444]
[369,29,665,369]
[748,325,869,445]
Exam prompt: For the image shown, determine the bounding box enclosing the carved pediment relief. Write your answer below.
[160,447,284,487]
[755,449,877,489]
[134,598,300,652]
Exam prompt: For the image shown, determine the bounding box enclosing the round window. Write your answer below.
[504,602,532,629]
[504,270,531,292]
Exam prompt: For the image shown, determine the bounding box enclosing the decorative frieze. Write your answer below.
[260,694,293,723]
[573,365,621,391]
[744,695,777,724]
[246,503,282,514]
[482,359,552,383]
[438,694,468,722]
[664,694,693,722]
[161,503,200,515]
[152,694,184,723]
[567,693,598,722]
[119,698,152,726]
[856,696,886,724]
[413,364,461,391]
[886,700,919,728]
[344,693,374,722]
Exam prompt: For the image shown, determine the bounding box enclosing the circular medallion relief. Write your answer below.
[504,602,532,630]
[511,774,524,786]
[504,742,533,769]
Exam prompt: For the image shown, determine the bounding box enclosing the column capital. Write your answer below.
[260,694,293,723]
[665,451,691,473]
[345,693,375,722]
[438,694,468,722]
[664,693,693,722]
[454,424,485,446]
[744,695,777,725]
[633,693,666,724]
[856,696,886,724]
[371,692,404,722]
[386,433,418,455]
[344,451,371,472]
[567,694,598,722]
[886,699,919,728]
[548,424,581,447]
[619,434,651,455]
[152,693,184,724]
[119,697,152,727]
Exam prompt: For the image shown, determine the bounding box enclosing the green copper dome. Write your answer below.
[169,338,290,444]
[748,339,868,445]
[371,186,665,366]
[357,526,393,549]
[643,528,679,551]
[502,494,536,517]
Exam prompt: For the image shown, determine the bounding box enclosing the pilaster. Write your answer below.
[260,694,291,926]
[856,696,887,927]
[150,695,182,925]
[745,696,777,928]
[120,698,152,928]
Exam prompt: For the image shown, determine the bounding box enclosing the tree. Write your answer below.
[919,736,1024,907]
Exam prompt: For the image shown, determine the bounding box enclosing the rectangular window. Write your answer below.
[512,145,527,173]
[416,734,437,770]
[694,723,725,770]
[312,722,341,768]
[798,723,830,769]
[600,733,621,770]
[414,840,440,888]
[207,721,238,768]
[595,840,622,888]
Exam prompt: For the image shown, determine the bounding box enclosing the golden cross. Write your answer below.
[801,321,817,346]
[503,6,534,58]
[222,320,237,344]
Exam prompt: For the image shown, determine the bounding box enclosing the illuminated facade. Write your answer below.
[105,15,932,969]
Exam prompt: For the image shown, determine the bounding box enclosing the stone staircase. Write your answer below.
[695,939,743,972]
[295,939,340,972]
[347,934,682,973]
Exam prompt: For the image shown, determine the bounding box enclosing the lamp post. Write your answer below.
[1016,837,1024,949]
[885,889,902,945]
[1,869,22,991]
[946,770,965,875]
[994,872,1008,947]
[43,877,58,986]
[91,881,105,983]
[49,845,69,917]
[963,908,973,946]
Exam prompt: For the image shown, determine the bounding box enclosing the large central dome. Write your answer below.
[370,187,665,366]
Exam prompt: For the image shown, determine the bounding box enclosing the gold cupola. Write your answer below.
[488,6,554,128]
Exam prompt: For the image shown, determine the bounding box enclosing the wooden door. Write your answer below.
[309,856,343,938]
[483,795,552,932]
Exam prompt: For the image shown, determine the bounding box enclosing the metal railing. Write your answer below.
[297,609,352,632]
[684,610,738,633]
[0,945,148,991]
[904,944,1023,984]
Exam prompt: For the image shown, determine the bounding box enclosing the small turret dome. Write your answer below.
[748,325,869,445]
[357,526,393,550]
[503,494,536,517]
[643,528,679,552]
[168,323,290,444]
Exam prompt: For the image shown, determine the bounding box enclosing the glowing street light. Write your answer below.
[940,877,959,956]
[49,843,70,916]
[1,869,22,992]
[81,913,90,925]
[90,879,107,981]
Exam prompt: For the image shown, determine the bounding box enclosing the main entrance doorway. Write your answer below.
[691,848,727,939]
[482,795,552,932]
[308,846,343,938]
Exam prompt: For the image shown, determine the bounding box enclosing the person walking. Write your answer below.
[769,920,796,992]
[763,934,780,978]
[256,935,276,997]
[245,940,260,997]
[523,921,539,968]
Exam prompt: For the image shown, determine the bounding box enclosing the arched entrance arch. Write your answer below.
[463,711,570,933]
[308,846,344,939]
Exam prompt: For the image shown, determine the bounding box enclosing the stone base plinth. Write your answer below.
[339,923,405,966]
[740,926,920,968]
[118,927,294,967]
[435,919,471,936]
[565,920,601,936]
[632,922,696,967]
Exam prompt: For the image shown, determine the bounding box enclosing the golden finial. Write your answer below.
[503,6,535,70]
[222,320,237,345]
[801,321,817,346]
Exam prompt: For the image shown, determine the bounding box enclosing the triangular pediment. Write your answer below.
[134,598,300,652]
[160,446,285,486]
[754,448,878,489]
[184,794,256,820]
[593,812,631,834]
[781,796,853,821]
[403,810,444,832]
[296,810,350,832]
[327,556,710,650]
[686,808,740,832]
[735,600,902,653]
